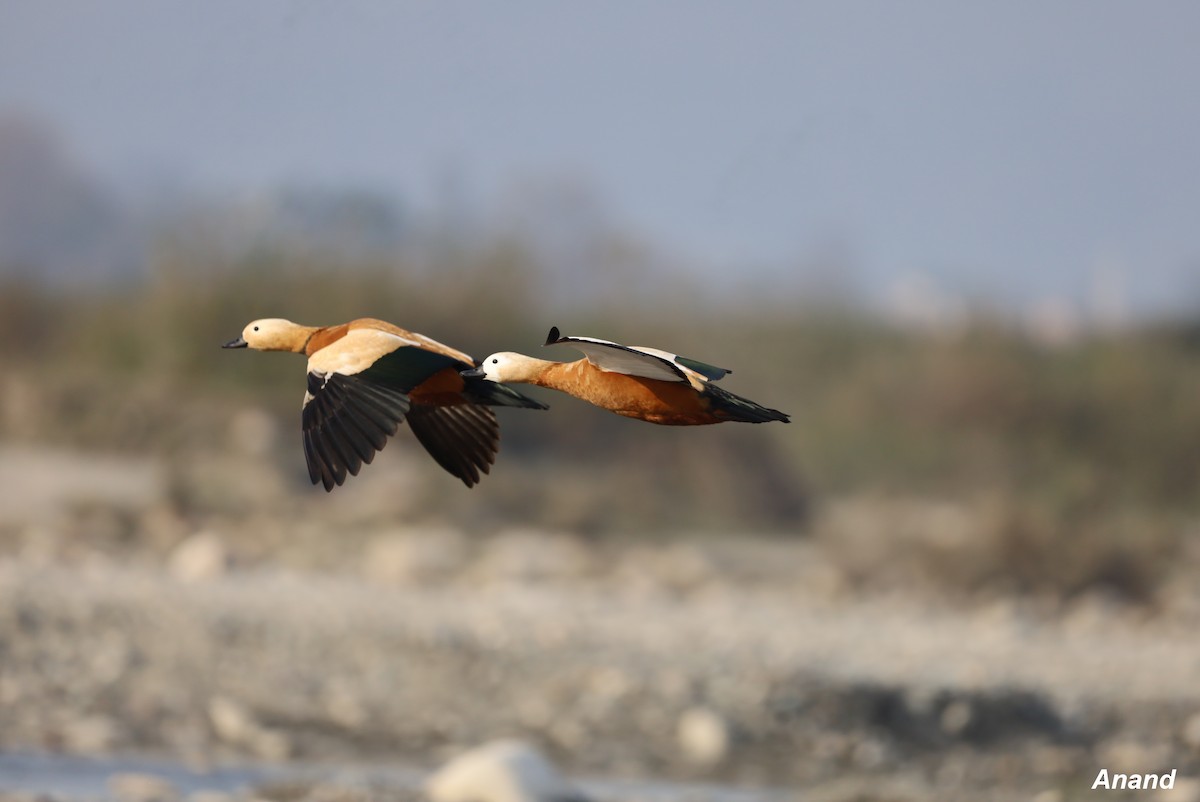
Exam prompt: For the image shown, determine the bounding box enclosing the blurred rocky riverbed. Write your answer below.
[3,445,1200,802]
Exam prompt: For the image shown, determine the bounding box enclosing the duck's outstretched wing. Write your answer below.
[301,370,412,491]
[406,404,499,488]
[543,326,731,383]
[302,344,468,491]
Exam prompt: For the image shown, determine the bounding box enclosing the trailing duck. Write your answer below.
[464,327,788,426]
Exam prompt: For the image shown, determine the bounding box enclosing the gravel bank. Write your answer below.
[3,545,1199,800]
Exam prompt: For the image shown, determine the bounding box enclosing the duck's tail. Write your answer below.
[704,384,790,424]
[462,374,549,410]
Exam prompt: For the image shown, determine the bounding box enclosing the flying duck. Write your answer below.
[463,327,789,426]
[223,318,547,490]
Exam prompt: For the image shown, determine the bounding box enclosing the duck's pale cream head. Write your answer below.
[466,352,548,383]
[223,318,314,353]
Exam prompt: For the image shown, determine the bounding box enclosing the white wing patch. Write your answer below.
[551,336,689,383]
[307,328,421,377]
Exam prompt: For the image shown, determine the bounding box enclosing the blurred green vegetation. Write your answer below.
[2,235,1198,602]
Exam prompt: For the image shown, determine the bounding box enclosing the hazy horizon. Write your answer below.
[3,1,1200,320]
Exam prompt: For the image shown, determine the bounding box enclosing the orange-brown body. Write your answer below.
[531,360,727,425]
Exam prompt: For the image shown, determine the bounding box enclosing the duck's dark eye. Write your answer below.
[253,326,259,331]
[492,358,499,364]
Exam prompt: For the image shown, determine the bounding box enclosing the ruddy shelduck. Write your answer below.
[463,327,789,425]
[223,318,547,490]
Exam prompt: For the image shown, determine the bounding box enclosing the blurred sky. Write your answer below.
[2,1,1199,316]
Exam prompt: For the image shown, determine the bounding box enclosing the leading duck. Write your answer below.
[223,317,547,490]
[464,327,789,426]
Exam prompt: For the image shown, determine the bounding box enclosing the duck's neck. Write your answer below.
[508,352,573,388]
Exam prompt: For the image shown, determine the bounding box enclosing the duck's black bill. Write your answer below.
[222,336,248,349]
[459,366,485,378]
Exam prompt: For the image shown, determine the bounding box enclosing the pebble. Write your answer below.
[1183,711,1200,751]
[62,714,120,752]
[850,737,891,770]
[939,699,973,736]
[168,533,231,583]
[676,707,732,767]
[208,696,255,745]
[107,773,180,802]
[207,696,291,760]
[426,739,584,802]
